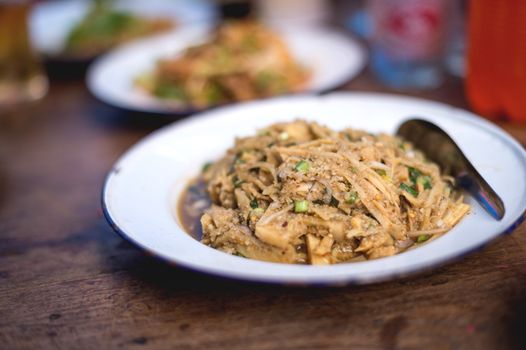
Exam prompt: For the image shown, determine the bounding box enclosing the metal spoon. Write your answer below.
[396,118,505,220]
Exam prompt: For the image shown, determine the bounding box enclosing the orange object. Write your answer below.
[466,1,526,122]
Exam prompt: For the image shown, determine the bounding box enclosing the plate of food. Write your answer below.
[30,0,215,61]
[102,92,526,285]
[87,21,367,114]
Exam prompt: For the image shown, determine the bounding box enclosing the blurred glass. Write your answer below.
[443,0,466,78]
[466,0,526,123]
[256,0,330,27]
[368,0,453,90]
[0,1,48,113]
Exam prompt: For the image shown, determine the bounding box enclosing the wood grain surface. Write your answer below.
[1,60,526,350]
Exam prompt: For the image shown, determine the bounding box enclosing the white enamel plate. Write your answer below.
[102,93,526,285]
[87,26,366,114]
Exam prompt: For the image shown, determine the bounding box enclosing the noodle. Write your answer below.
[196,120,470,264]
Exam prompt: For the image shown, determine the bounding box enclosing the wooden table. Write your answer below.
[1,63,526,349]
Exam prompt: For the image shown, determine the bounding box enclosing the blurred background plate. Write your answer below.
[87,26,366,115]
[102,92,526,285]
[30,0,216,61]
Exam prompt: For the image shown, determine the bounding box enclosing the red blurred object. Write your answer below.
[466,1,526,123]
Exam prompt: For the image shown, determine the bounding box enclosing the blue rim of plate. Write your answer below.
[100,93,526,286]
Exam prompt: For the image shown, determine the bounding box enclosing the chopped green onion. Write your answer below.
[329,196,339,208]
[278,132,289,141]
[258,130,271,136]
[417,175,432,190]
[234,251,247,258]
[234,151,246,164]
[251,208,264,215]
[204,83,223,104]
[134,73,155,90]
[255,70,275,89]
[294,160,310,173]
[250,199,259,209]
[154,82,186,100]
[294,200,309,213]
[345,191,359,204]
[232,176,244,188]
[400,183,418,197]
[345,133,353,141]
[351,167,358,174]
[408,167,421,184]
[375,169,387,177]
[417,234,430,243]
[399,142,406,150]
[202,162,213,172]
[255,70,287,93]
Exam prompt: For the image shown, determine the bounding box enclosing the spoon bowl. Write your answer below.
[397,118,505,220]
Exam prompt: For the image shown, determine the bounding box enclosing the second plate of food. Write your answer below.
[30,0,216,61]
[102,92,526,285]
[87,22,366,114]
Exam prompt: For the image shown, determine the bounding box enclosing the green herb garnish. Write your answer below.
[154,82,186,100]
[417,235,430,243]
[202,162,213,173]
[257,130,271,136]
[251,208,264,215]
[417,175,432,190]
[204,83,223,104]
[294,200,309,213]
[408,166,432,189]
[408,167,421,184]
[278,132,289,141]
[294,160,310,174]
[232,176,244,188]
[375,169,387,177]
[400,183,418,197]
[255,70,287,93]
[345,191,359,204]
[250,199,259,209]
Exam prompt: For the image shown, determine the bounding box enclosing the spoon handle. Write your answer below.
[456,171,505,220]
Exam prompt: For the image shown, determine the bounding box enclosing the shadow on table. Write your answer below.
[98,220,438,299]
[98,233,447,348]
[504,290,526,350]
[89,101,181,132]
[93,216,526,349]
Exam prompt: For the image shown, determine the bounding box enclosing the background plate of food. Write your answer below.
[87,22,367,114]
[102,92,526,285]
[30,0,216,61]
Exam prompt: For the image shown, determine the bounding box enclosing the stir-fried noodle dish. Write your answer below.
[180,120,470,264]
[136,21,309,107]
[65,2,174,57]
